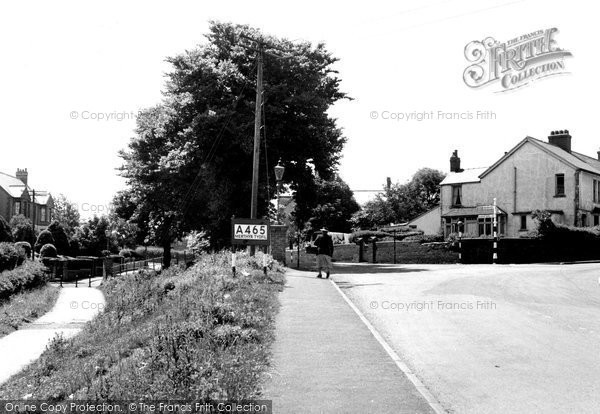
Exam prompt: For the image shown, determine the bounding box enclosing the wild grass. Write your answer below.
[0,284,60,338]
[0,251,285,401]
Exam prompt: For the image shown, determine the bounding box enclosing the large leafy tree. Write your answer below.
[352,168,446,229]
[118,22,349,264]
[298,175,360,234]
[52,194,80,236]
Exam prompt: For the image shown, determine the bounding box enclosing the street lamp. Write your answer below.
[274,160,285,224]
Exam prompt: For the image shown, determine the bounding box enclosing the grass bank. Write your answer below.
[0,284,60,339]
[0,251,285,400]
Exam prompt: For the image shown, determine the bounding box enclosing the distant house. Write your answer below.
[0,168,54,230]
[440,130,600,237]
[406,206,441,235]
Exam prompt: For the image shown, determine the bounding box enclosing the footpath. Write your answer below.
[263,268,438,413]
[0,278,105,385]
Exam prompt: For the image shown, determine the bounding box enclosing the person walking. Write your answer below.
[314,227,334,278]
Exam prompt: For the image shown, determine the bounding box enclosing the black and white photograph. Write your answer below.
[0,1,597,413]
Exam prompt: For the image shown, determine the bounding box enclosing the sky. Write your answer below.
[0,0,595,217]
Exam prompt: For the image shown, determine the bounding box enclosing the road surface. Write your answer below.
[332,262,600,413]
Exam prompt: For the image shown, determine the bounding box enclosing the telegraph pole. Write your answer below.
[250,45,263,222]
[241,34,265,256]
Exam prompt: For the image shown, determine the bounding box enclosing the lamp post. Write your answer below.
[274,160,285,224]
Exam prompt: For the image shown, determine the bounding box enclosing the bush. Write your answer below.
[0,243,20,272]
[532,209,600,241]
[69,239,80,257]
[35,230,55,253]
[0,216,13,243]
[9,215,34,242]
[0,261,49,301]
[349,230,393,244]
[40,244,58,258]
[403,233,444,243]
[47,221,70,255]
[15,241,32,260]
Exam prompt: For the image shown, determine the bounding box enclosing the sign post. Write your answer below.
[231,218,271,246]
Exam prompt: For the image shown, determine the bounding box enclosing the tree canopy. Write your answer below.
[118,21,349,259]
[351,168,446,230]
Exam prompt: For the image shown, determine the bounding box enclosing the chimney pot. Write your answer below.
[548,129,572,153]
[15,168,28,186]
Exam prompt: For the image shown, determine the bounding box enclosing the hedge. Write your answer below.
[0,243,27,272]
[0,261,49,301]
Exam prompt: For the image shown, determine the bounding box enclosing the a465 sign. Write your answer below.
[231,218,270,246]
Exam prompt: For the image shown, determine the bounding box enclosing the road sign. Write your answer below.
[231,218,270,246]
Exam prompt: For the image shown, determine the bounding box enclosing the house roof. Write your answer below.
[0,171,52,203]
[480,137,600,178]
[443,136,600,186]
[0,172,29,198]
[443,205,507,217]
[440,167,487,185]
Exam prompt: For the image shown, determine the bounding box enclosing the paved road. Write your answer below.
[0,284,105,385]
[332,262,600,414]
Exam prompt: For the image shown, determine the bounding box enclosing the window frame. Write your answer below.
[555,174,565,197]
[520,215,527,231]
[451,185,462,207]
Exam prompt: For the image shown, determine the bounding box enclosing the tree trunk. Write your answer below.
[162,240,172,269]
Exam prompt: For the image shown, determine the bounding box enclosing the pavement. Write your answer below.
[0,282,105,386]
[332,262,600,414]
[262,268,438,414]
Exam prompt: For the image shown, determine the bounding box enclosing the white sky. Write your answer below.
[0,0,594,216]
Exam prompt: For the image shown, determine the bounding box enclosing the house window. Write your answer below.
[452,185,462,206]
[555,174,565,196]
[594,215,599,226]
[478,217,493,236]
[14,201,21,215]
[595,179,600,203]
[40,207,47,222]
[581,214,588,227]
[520,215,527,231]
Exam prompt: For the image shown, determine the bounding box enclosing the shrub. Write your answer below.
[40,244,58,258]
[349,230,393,244]
[0,243,20,272]
[9,215,34,242]
[0,216,12,243]
[35,230,55,253]
[532,209,600,241]
[403,233,444,243]
[68,239,80,257]
[15,241,32,260]
[0,261,49,300]
[47,221,70,255]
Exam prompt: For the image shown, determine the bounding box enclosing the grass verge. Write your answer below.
[0,284,60,338]
[0,251,285,400]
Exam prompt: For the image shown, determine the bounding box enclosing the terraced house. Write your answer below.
[0,168,53,230]
[440,130,600,237]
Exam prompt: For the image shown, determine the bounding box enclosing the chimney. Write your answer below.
[597,149,600,161]
[450,150,463,173]
[386,177,391,190]
[548,130,572,153]
[15,168,28,185]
